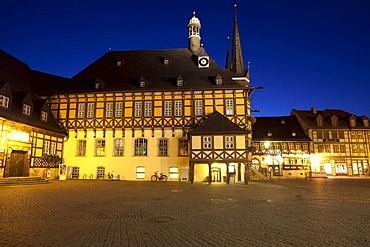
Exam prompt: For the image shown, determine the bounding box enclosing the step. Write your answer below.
[0,177,51,186]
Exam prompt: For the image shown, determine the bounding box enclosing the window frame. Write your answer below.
[0,95,9,108]
[113,138,124,156]
[95,139,106,157]
[23,104,31,115]
[225,99,234,116]
[41,111,48,122]
[158,138,168,156]
[194,100,203,116]
[76,140,87,156]
[105,102,113,118]
[134,138,148,156]
[224,136,234,149]
[202,136,212,149]
[178,138,189,156]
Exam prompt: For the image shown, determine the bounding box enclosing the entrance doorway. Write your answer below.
[7,150,28,177]
[211,168,221,182]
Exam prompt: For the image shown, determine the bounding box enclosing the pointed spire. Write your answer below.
[231,3,245,74]
[225,36,231,69]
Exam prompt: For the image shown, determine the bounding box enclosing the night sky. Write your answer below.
[2,0,369,117]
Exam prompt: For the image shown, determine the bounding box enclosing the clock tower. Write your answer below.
[188,12,201,53]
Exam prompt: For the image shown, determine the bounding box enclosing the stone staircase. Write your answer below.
[0,177,51,186]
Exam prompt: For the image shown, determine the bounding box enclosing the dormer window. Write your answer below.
[116,57,123,66]
[215,73,223,85]
[162,56,170,65]
[331,115,338,127]
[364,119,369,128]
[139,76,147,88]
[41,111,48,121]
[317,115,323,127]
[23,104,31,116]
[177,75,183,87]
[350,116,356,127]
[281,119,285,125]
[267,131,272,137]
[94,78,104,89]
[292,131,297,137]
[0,95,9,108]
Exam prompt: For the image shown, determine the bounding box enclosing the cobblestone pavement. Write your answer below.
[1,178,370,247]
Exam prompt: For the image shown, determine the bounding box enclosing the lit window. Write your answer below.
[114,139,124,156]
[115,102,123,117]
[203,136,212,149]
[158,139,168,156]
[134,101,142,117]
[144,101,152,117]
[174,100,182,116]
[216,74,223,85]
[43,140,50,154]
[350,119,356,127]
[50,142,57,155]
[0,95,9,108]
[302,143,308,151]
[134,138,147,156]
[281,143,288,150]
[23,104,31,115]
[340,145,346,153]
[95,139,106,156]
[164,101,172,116]
[288,142,295,151]
[318,145,324,153]
[136,166,145,179]
[333,145,339,153]
[76,140,86,156]
[325,145,331,153]
[179,138,189,156]
[177,75,183,87]
[194,100,203,116]
[295,143,301,151]
[87,103,95,118]
[41,111,48,121]
[364,119,369,127]
[169,167,179,179]
[225,99,234,115]
[105,102,113,118]
[225,136,234,149]
[77,103,85,118]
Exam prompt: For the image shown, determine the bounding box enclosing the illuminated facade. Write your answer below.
[0,50,67,178]
[292,108,370,176]
[251,116,311,178]
[47,10,255,182]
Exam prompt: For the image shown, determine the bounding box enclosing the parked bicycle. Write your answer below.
[151,171,168,182]
[107,171,114,181]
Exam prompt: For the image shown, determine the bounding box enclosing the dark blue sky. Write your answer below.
[2,0,369,117]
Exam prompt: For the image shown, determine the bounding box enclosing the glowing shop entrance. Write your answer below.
[7,150,28,177]
[211,168,221,182]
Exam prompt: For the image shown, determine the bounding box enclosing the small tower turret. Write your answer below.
[188,12,201,53]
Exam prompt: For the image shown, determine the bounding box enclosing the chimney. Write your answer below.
[311,107,317,114]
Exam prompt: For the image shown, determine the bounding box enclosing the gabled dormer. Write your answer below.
[176,75,184,87]
[22,93,33,116]
[0,82,12,109]
[215,73,223,85]
[331,115,338,127]
[139,76,147,88]
[363,116,369,128]
[316,114,323,127]
[94,78,105,90]
[40,101,50,122]
[349,115,356,128]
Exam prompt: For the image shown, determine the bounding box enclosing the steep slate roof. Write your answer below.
[0,50,68,135]
[189,111,249,135]
[53,48,248,94]
[292,108,369,129]
[252,116,311,141]
[0,50,66,95]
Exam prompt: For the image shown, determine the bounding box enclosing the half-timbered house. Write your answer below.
[47,9,255,182]
[0,50,67,179]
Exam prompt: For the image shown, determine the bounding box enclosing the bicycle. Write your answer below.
[107,171,114,181]
[151,171,168,182]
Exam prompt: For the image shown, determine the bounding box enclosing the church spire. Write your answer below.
[231,3,245,74]
[225,36,231,69]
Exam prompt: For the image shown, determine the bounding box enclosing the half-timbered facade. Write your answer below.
[48,10,255,182]
[251,116,312,178]
[292,108,370,176]
[0,50,67,179]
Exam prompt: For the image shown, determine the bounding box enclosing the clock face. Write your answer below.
[199,57,209,67]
